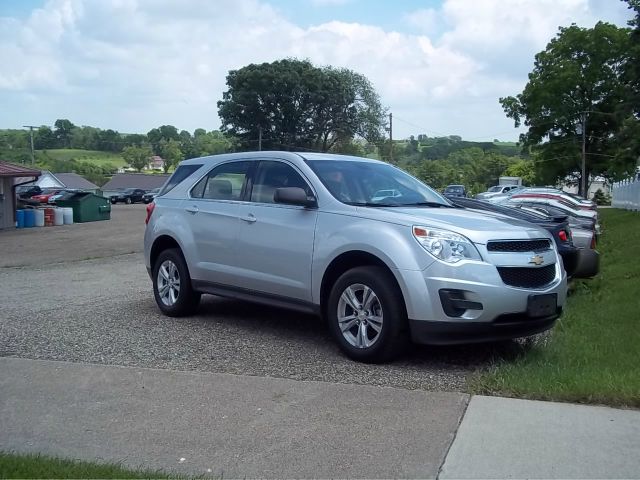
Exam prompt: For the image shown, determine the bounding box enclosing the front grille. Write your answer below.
[487,239,551,252]
[497,264,556,288]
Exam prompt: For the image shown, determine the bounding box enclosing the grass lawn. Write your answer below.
[0,452,175,479]
[37,149,127,169]
[471,208,640,408]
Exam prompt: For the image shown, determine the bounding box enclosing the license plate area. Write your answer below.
[527,293,557,318]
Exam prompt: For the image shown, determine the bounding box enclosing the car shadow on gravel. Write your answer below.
[185,295,536,369]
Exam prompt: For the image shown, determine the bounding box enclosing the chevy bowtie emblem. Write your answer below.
[529,255,545,266]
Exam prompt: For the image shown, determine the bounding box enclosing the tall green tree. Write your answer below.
[147,125,180,155]
[34,126,56,149]
[158,139,183,173]
[500,22,634,194]
[122,145,153,172]
[618,0,640,168]
[54,119,75,148]
[218,59,386,152]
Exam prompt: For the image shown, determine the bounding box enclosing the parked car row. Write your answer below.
[144,151,585,364]
[18,188,80,205]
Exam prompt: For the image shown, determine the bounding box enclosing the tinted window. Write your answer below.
[160,164,203,195]
[250,161,312,204]
[191,161,251,200]
[307,159,450,206]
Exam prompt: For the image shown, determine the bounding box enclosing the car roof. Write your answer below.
[180,151,384,166]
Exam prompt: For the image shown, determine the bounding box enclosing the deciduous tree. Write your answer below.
[218,59,386,152]
[122,145,153,172]
[500,22,634,194]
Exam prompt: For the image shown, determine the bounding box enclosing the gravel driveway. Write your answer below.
[0,206,524,392]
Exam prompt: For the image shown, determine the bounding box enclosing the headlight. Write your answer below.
[413,226,482,263]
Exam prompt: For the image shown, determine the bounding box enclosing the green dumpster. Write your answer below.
[56,192,111,223]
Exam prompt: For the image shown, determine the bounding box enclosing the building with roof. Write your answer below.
[18,171,101,194]
[0,161,41,229]
[101,173,170,197]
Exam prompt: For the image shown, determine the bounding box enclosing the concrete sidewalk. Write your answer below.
[440,395,640,479]
[0,357,467,478]
[1,357,639,479]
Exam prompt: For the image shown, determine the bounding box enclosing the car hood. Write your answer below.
[355,206,550,245]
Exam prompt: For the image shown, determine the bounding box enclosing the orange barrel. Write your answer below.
[44,208,55,226]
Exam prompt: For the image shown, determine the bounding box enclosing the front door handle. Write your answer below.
[241,214,257,223]
[185,205,199,214]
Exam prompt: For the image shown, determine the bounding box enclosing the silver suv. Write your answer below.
[144,152,567,362]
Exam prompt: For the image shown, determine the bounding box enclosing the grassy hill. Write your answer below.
[37,149,127,169]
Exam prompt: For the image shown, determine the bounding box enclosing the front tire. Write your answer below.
[126,197,132,204]
[152,248,201,317]
[327,266,408,363]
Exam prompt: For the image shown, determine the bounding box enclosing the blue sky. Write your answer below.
[0,0,634,140]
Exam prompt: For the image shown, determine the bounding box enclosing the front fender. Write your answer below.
[311,212,435,304]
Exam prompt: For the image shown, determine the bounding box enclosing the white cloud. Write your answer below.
[405,8,442,35]
[0,0,633,140]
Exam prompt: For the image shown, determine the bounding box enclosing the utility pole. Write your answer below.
[258,126,262,151]
[23,125,37,165]
[580,112,587,199]
[389,112,393,163]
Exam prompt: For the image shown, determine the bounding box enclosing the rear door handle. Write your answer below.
[241,214,257,223]
[185,205,199,214]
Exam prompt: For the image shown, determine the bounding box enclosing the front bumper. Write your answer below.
[571,248,600,279]
[397,247,567,344]
[409,312,559,345]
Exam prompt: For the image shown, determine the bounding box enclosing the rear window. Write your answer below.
[159,164,203,195]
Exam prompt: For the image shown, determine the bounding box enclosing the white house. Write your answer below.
[561,176,610,199]
[19,171,100,193]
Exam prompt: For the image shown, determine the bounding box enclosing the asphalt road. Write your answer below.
[0,204,530,391]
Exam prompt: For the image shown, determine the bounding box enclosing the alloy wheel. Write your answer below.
[337,283,384,349]
[157,259,181,306]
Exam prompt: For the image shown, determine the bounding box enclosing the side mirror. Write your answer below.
[274,187,317,208]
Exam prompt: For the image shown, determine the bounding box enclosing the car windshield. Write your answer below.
[306,159,451,207]
[445,186,464,193]
[487,186,502,192]
[124,188,137,193]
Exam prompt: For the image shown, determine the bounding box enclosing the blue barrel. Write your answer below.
[16,209,25,228]
[23,209,35,228]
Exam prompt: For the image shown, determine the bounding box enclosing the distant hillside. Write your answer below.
[37,149,126,169]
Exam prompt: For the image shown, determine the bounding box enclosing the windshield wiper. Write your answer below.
[346,202,396,207]
[400,201,453,208]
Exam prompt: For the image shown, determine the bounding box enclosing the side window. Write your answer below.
[191,161,251,200]
[159,164,203,195]
[250,161,312,204]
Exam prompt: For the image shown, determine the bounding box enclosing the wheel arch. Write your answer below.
[150,235,183,271]
[319,250,408,318]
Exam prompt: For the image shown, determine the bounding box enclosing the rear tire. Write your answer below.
[126,197,132,204]
[152,248,201,317]
[327,266,408,363]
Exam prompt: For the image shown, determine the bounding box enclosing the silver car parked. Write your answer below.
[144,152,567,363]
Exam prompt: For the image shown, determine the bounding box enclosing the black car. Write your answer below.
[443,185,467,197]
[142,188,160,204]
[16,185,42,199]
[449,196,590,278]
[110,188,146,204]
